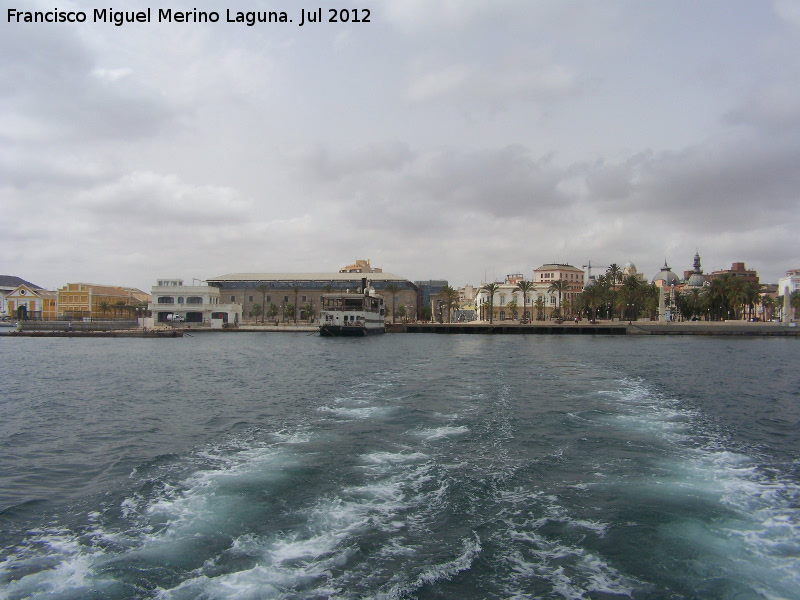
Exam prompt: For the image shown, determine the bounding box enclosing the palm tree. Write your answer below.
[114,300,127,320]
[580,284,603,322]
[507,299,518,320]
[741,282,761,321]
[760,294,775,322]
[534,297,546,321]
[548,279,569,319]
[439,285,460,323]
[256,284,270,324]
[384,284,401,324]
[605,264,622,319]
[98,301,110,319]
[480,283,500,324]
[395,304,407,322]
[515,279,535,322]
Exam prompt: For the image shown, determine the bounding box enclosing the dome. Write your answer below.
[683,251,705,289]
[623,261,638,276]
[652,260,681,286]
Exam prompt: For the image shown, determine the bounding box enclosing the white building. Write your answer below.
[149,279,241,327]
[474,265,585,321]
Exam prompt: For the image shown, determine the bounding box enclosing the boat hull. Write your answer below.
[319,325,385,337]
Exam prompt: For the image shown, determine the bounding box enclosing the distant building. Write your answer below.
[710,262,759,286]
[533,263,585,315]
[149,278,241,326]
[56,283,151,320]
[778,269,800,320]
[683,252,708,290]
[0,275,41,318]
[339,259,382,274]
[652,260,682,288]
[622,261,645,282]
[4,284,57,321]
[207,271,417,323]
[416,280,448,321]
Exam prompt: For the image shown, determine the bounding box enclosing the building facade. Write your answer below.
[206,271,418,323]
[149,279,241,326]
[56,283,151,320]
[533,263,585,316]
[4,284,57,320]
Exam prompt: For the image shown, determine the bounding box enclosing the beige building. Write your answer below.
[339,259,383,274]
[56,283,151,319]
[206,268,417,323]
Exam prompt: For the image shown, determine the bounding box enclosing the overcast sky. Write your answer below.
[2,0,799,291]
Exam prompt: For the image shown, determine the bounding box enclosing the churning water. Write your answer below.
[1,334,798,599]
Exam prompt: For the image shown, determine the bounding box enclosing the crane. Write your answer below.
[581,261,609,286]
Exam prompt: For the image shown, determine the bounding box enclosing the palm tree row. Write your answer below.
[575,271,768,322]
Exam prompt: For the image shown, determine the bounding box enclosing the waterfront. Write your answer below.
[1,334,798,599]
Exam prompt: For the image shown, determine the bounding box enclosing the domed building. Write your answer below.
[652,259,681,288]
[622,261,645,282]
[684,252,708,290]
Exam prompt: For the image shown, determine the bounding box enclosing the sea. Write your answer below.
[1,333,798,600]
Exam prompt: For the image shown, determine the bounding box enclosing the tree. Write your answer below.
[250,303,262,321]
[303,302,315,322]
[515,279,535,321]
[267,303,279,321]
[114,301,127,320]
[605,264,623,319]
[741,282,761,321]
[580,284,603,322]
[440,285,460,323]
[384,284,401,324]
[507,299,518,320]
[284,303,295,323]
[480,283,500,324]
[257,284,270,324]
[98,301,110,319]
[760,294,775,322]
[548,279,569,319]
[534,297,546,321]
[395,304,407,322]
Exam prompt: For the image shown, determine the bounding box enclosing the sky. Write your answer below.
[2,0,800,291]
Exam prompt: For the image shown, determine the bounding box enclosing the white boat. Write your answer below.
[319,284,386,336]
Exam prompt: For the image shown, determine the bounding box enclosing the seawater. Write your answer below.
[1,334,798,599]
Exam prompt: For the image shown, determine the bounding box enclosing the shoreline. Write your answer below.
[2,321,797,337]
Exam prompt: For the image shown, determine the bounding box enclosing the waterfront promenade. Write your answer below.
[388,320,799,336]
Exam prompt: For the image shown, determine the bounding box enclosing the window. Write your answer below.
[266,296,271,302]
[301,295,306,303]
[231,296,235,302]
[249,296,253,302]
[500,294,506,305]
[177,297,184,304]
[284,296,289,303]
[186,297,203,304]
[157,297,175,304]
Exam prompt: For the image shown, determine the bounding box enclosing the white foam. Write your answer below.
[413,426,469,441]
[318,405,391,419]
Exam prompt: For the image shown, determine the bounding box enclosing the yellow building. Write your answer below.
[5,285,57,320]
[56,283,151,319]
